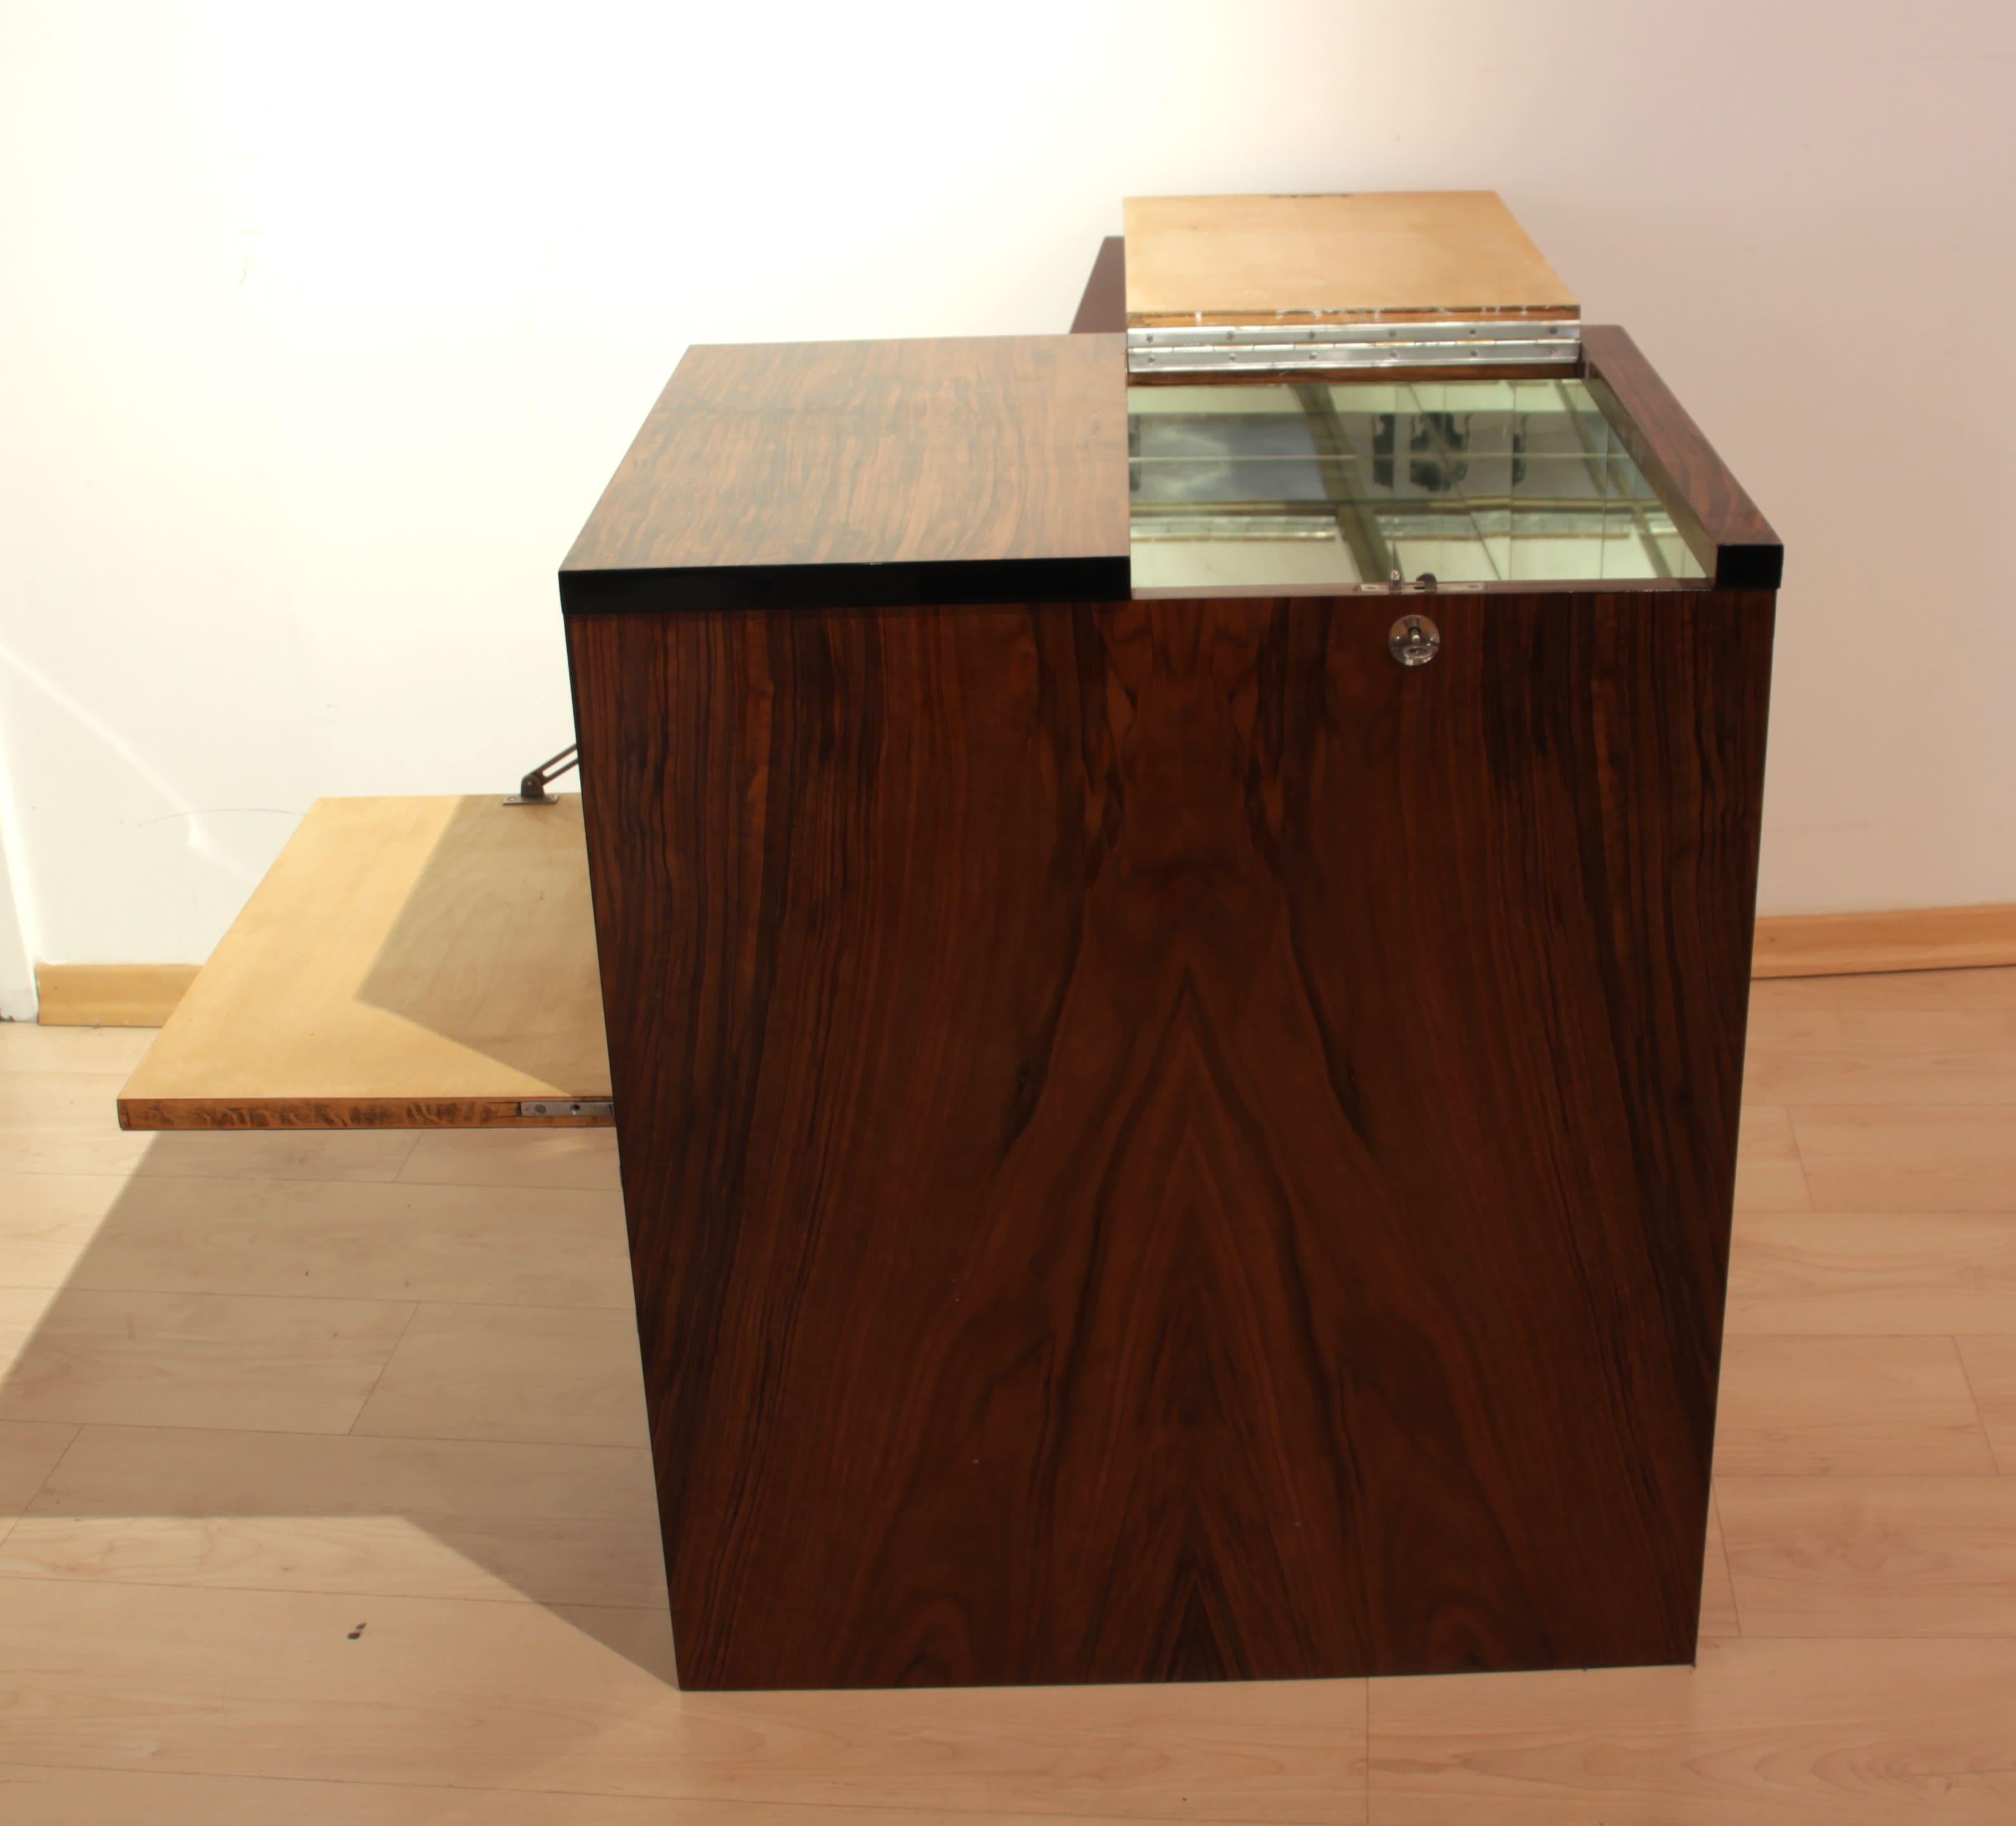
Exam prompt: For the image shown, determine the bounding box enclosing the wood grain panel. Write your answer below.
[569,587,1772,1689]
[117,797,610,1131]
[560,336,1130,613]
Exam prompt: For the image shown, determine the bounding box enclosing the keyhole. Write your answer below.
[1388,614,1441,668]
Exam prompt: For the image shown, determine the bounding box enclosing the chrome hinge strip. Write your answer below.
[1130,317,1580,349]
[1126,316,1580,375]
[518,1099,615,1119]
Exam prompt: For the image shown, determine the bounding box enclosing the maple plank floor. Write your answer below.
[1,967,2013,1823]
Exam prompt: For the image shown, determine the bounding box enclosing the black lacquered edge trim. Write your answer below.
[560,556,1132,616]
[1713,544,1784,590]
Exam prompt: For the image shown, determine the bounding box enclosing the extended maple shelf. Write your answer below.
[1121,191,1578,325]
[118,795,610,1131]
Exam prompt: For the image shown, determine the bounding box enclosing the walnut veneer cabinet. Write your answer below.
[559,193,1780,1692]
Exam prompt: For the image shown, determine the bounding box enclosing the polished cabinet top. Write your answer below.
[560,334,1131,614]
[561,322,1776,611]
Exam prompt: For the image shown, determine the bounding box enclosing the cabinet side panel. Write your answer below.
[566,592,1771,1690]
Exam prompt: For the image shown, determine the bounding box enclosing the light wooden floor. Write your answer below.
[3,968,2015,1823]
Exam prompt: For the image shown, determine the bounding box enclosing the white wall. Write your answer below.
[2,0,2012,977]
[0,522,42,1015]
[0,824,31,1022]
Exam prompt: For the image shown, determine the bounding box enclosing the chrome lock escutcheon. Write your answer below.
[1389,613,1441,668]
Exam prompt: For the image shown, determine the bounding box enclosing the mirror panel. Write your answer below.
[1129,378,1704,589]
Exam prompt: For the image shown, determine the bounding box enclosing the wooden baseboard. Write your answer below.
[1752,904,2016,980]
[35,962,201,1027]
[24,904,2016,1033]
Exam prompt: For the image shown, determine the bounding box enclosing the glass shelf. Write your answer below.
[1129,377,1703,590]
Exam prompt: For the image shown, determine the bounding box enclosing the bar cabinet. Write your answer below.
[554,192,1782,1690]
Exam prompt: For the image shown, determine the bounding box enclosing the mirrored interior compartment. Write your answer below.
[1129,377,1705,590]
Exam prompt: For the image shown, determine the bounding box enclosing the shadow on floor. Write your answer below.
[0,1124,675,1685]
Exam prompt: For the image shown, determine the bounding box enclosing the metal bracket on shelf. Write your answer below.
[506,743,580,805]
[518,1099,614,1119]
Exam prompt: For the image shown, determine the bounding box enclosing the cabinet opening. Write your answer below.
[1129,377,1703,590]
